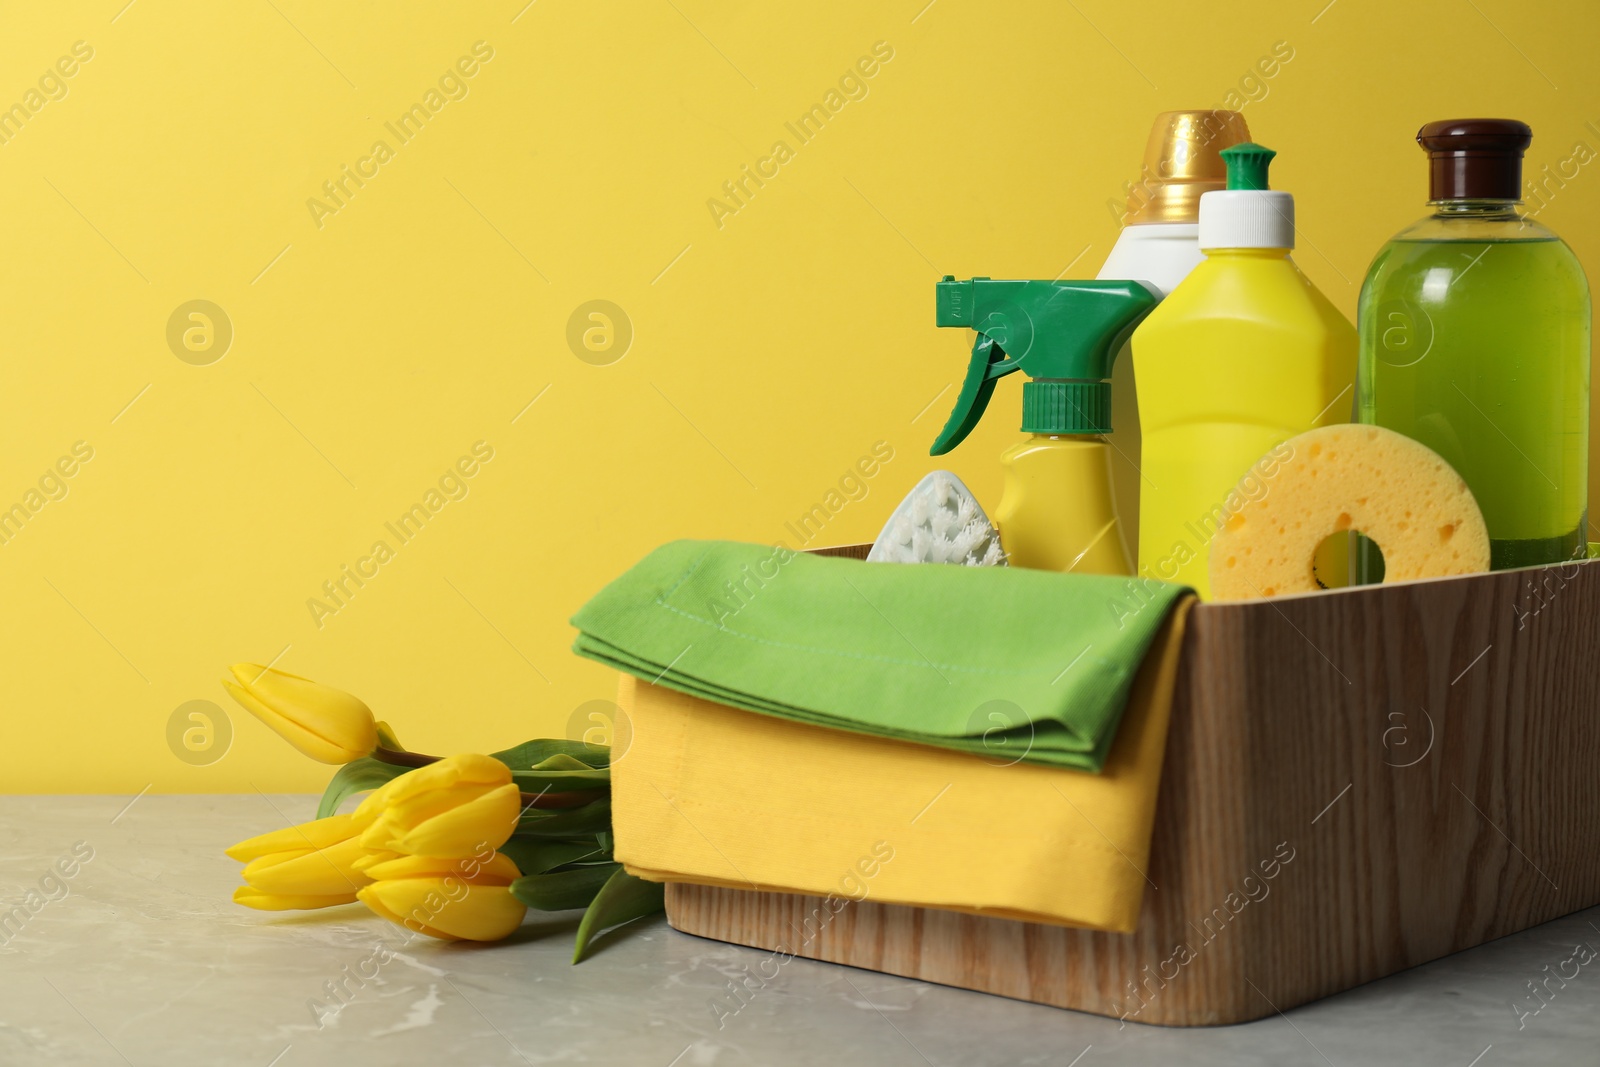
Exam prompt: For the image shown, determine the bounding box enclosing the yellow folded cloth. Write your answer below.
[612,596,1193,933]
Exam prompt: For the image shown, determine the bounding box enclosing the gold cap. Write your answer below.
[1124,110,1251,225]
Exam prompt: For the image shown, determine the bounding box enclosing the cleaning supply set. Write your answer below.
[562,111,1592,1018]
[198,80,1600,1029]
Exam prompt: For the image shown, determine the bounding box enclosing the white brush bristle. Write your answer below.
[867,472,1006,566]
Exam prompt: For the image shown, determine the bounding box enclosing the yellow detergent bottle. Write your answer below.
[931,277,1159,573]
[1131,143,1357,597]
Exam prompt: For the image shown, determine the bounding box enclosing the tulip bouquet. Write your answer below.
[222,664,662,960]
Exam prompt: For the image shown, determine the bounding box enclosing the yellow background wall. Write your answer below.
[2,0,1595,792]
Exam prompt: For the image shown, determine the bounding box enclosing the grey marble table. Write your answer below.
[0,794,1592,1066]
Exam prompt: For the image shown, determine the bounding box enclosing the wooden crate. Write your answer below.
[663,552,1600,1025]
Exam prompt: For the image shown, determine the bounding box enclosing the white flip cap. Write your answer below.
[1198,189,1295,250]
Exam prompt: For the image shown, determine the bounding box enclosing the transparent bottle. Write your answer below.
[1357,120,1590,577]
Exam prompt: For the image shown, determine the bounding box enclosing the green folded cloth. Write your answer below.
[571,540,1189,771]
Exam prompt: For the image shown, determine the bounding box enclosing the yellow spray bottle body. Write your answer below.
[1131,144,1357,597]
[995,435,1130,573]
[931,277,1158,573]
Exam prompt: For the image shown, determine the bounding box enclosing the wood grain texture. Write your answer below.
[665,555,1600,1025]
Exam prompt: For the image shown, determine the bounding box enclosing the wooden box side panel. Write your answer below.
[1227,562,1600,1015]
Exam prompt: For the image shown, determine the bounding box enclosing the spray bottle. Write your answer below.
[931,277,1159,573]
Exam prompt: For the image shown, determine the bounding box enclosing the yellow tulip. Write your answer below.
[355,753,522,858]
[350,849,404,874]
[226,812,374,910]
[358,852,526,941]
[223,664,378,764]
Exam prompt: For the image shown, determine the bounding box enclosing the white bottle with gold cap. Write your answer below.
[1096,110,1251,553]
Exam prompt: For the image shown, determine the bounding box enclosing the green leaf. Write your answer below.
[492,739,609,771]
[509,753,611,792]
[315,757,409,819]
[499,838,610,876]
[510,862,621,912]
[516,797,612,838]
[572,868,665,964]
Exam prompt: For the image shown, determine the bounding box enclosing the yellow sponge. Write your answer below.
[1209,424,1489,601]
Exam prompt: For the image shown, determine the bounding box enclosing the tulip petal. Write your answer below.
[392,783,522,857]
[348,758,448,831]
[225,664,377,763]
[226,813,365,862]
[224,679,364,764]
[358,817,401,853]
[234,886,360,911]
[352,784,395,825]
[381,781,501,830]
[228,664,375,732]
[356,752,509,808]
[391,753,511,797]
[374,782,509,852]
[356,885,458,941]
[242,837,373,896]
[359,880,526,942]
[362,851,521,885]
[350,849,403,874]
[430,885,527,941]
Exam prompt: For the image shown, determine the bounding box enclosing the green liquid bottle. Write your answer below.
[1357,119,1590,577]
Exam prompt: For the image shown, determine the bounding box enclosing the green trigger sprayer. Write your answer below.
[932,276,1158,573]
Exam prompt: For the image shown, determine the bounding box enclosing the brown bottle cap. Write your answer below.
[1125,110,1251,225]
[1417,118,1531,201]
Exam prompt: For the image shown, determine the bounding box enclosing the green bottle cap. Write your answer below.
[1021,381,1112,435]
[1221,142,1276,190]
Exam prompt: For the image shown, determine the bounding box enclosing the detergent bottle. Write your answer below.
[1099,110,1251,290]
[1097,110,1251,549]
[931,277,1159,573]
[1131,142,1358,598]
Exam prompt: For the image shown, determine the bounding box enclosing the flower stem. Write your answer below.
[520,789,605,809]
[371,745,438,768]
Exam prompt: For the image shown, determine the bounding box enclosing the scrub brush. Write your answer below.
[867,471,1006,566]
